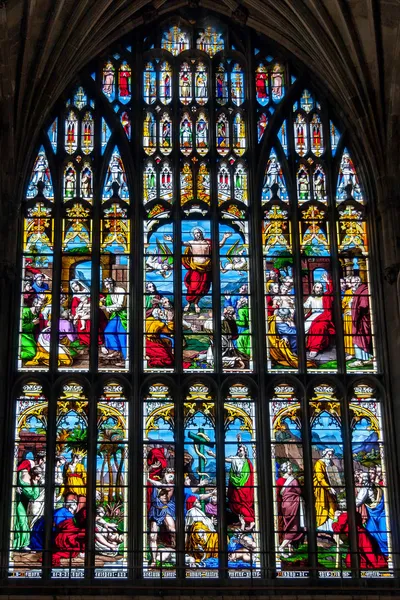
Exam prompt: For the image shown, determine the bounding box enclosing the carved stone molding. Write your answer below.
[384,263,400,285]
[232,4,249,25]
[141,3,158,24]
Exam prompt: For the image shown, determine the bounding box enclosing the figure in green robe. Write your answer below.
[236,297,251,357]
[20,298,42,361]
[13,467,42,550]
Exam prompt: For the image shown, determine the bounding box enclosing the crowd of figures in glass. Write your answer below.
[261,87,375,375]
[144,220,175,371]
[13,15,388,584]
[99,148,130,371]
[19,147,55,370]
[95,383,128,577]
[219,210,252,372]
[143,384,176,576]
[262,148,297,371]
[10,382,128,578]
[269,381,392,578]
[310,384,391,576]
[142,383,260,579]
[349,384,391,576]
[50,383,89,577]
[20,23,376,377]
[60,105,94,370]
[336,150,376,372]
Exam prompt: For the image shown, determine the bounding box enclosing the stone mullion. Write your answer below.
[210,52,222,376]
[340,386,360,577]
[302,386,318,578]
[172,51,183,378]
[172,51,185,576]
[288,79,316,576]
[325,113,346,377]
[247,31,273,578]
[287,84,306,378]
[131,31,143,579]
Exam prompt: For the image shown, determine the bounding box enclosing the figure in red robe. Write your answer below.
[52,507,86,566]
[304,273,335,358]
[351,276,373,365]
[164,229,231,313]
[296,123,305,153]
[256,71,268,101]
[70,280,107,346]
[332,511,388,569]
[67,123,75,146]
[226,436,255,530]
[312,122,322,154]
[119,63,131,97]
[276,462,305,555]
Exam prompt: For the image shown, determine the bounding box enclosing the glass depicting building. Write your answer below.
[9,13,394,585]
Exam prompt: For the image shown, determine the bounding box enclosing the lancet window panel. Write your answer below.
[9,13,394,587]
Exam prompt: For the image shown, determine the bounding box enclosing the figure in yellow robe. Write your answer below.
[313,449,338,528]
[342,288,355,358]
[60,453,87,510]
[185,521,219,562]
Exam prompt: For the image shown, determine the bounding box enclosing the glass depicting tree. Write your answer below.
[52,383,88,578]
[9,383,48,578]
[95,382,128,578]
[143,384,176,578]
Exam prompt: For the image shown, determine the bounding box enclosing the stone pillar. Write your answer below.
[0,190,20,557]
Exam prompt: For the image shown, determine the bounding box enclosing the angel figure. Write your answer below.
[145,235,173,278]
[220,240,248,274]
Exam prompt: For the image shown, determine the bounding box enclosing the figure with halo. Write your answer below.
[164,228,231,313]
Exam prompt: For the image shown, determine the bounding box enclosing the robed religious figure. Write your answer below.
[164,229,231,313]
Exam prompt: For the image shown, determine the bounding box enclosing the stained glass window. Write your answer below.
[11,14,393,587]
[10,382,48,577]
